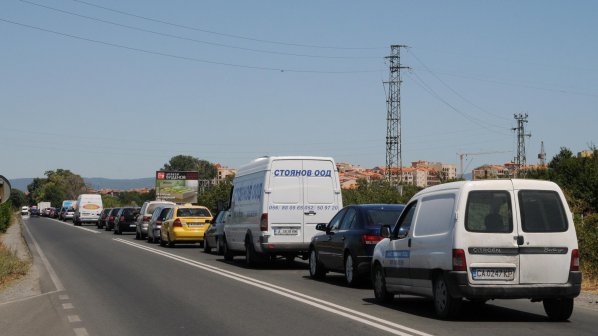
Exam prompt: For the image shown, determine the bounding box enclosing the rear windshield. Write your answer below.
[465,190,513,233]
[177,208,211,217]
[365,208,404,227]
[518,190,568,232]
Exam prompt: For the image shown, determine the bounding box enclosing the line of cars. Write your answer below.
[96,201,213,247]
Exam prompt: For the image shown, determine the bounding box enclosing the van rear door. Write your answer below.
[515,185,572,284]
[463,184,520,285]
[268,158,341,245]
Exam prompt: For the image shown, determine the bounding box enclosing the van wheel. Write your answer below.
[309,249,326,280]
[223,236,234,261]
[344,252,361,286]
[543,298,574,321]
[372,263,394,303]
[245,237,263,266]
[433,274,462,319]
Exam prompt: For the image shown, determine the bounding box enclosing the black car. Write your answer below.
[308,204,405,286]
[29,207,40,217]
[113,207,140,235]
[97,208,112,229]
[105,208,121,231]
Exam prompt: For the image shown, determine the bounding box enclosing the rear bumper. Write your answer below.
[447,271,582,299]
[258,236,309,255]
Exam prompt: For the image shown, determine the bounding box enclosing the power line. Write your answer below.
[21,0,380,60]
[71,0,383,51]
[0,18,380,74]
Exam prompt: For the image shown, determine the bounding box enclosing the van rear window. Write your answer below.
[465,191,513,233]
[518,190,567,232]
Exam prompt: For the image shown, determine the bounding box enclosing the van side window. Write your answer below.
[414,193,456,236]
[465,190,512,233]
[519,190,567,232]
[395,202,417,238]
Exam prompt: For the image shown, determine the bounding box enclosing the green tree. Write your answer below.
[342,179,421,206]
[161,155,217,180]
[197,175,233,214]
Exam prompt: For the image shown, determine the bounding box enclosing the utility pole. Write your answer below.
[385,45,409,186]
[538,141,546,167]
[512,113,532,177]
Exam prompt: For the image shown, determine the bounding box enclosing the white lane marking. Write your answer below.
[74,328,89,336]
[68,315,81,323]
[115,238,434,336]
[62,303,74,309]
[50,219,100,234]
[59,294,70,300]
[22,221,65,291]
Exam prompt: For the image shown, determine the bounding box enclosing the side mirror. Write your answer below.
[380,225,392,239]
[315,223,327,231]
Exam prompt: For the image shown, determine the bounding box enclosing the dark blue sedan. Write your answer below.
[308,203,405,286]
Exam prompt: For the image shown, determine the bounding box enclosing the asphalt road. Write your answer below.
[3,215,598,336]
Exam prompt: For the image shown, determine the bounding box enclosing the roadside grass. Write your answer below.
[0,243,29,289]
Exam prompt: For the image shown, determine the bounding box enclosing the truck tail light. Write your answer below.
[362,234,383,245]
[452,249,467,271]
[260,213,268,231]
[570,249,580,272]
[173,219,183,227]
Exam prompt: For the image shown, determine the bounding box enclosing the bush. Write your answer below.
[0,202,12,233]
[0,244,29,287]
[577,213,598,281]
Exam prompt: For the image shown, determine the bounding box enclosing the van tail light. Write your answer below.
[143,215,152,222]
[452,249,467,272]
[570,249,580,272]
[260,213,268,231]
[173,219,183,227]
[119,215,125,222]
[362,234,383,245]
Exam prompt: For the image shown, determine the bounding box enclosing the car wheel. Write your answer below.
[223,236,234,261]
[203,238,212,253]
[135,230,140,240]
[344,252,361,286]
[543,298,574,321]
[308,249,326,280]
[159,236,166,247]
[167,234,175,247]
[372,263,394,303]
[147,234,153,244]
[433,274,462,319]
[216,237,223,255]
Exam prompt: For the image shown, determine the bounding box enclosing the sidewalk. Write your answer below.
[0,217,41,303]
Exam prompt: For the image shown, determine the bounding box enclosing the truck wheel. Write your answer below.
[543,298,574,321]
[433,274,462,319]
[245,237,263,266]
[372,263,394,303]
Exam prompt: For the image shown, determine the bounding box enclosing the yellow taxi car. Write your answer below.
[159,204,213,247]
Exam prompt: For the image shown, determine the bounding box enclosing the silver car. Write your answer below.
[146,205,174,244]
[203,210,230,254]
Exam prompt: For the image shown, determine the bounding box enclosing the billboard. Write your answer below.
[155,171,199,203]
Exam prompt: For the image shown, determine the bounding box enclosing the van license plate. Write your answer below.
[471,268,515,281]
[274,228,299,235]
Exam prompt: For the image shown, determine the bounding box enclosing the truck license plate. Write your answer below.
[274,228,299,235]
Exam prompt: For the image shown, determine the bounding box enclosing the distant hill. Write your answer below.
[9,177,155,192]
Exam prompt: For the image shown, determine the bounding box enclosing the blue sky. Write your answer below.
[1,0,596,179]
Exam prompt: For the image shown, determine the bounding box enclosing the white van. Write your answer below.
[73,194,103,226]
[223,156,343,265]
[371,179,581,321]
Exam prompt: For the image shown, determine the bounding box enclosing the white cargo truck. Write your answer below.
[223,156,343,265]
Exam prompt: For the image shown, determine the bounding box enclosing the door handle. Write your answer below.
[304,211,316,215]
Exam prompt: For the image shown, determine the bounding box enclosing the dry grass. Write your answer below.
[582,275,598,293]
[0,243,29,289]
